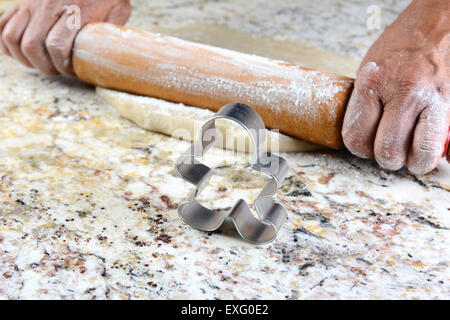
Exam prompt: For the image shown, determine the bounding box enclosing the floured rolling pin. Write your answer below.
[72,22,352,149]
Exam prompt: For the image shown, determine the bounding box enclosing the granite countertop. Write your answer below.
[0,0,449,299]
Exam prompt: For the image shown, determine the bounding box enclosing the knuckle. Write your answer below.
[343,133,371,158]
[45,36,72,74]
[356,71,380,93]
[21,38,40,56]
[378,146,399,162]
[394,66,431,99]
[407,148,439,175]
[402,66,425,84]
[365,72,380,89]
[342,132,360,149]
[21,37,58,75]
[375,141,404,170]
[417,138,443,155]
[387,79,419,103]
[396,78,421,99]
[2,29,18,44]
[356,62,382,92]
[45,36,64,56]
[379,59,436,110]
[407,162,431,175]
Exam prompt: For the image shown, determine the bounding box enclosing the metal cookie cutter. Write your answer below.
[175,103,289,244]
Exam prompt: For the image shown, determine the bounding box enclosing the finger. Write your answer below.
[45,12,78,75]
[374,98,419,171]
[0,6,18,55]
[21,9,62,76]
[342,63,383,158]
[407,105,449,175]
[106,1,132,25]
[2,9,32,67]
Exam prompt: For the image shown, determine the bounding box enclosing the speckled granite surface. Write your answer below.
[0,0,449,299]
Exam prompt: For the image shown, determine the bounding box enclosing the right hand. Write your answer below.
[0,0,131,76]
[342,0,449,175]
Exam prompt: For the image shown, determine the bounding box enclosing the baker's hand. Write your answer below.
[342,0,449,175]
[0,0,131,75]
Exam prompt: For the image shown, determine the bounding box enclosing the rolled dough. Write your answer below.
[96,24,360,153]
[97,87,321,153]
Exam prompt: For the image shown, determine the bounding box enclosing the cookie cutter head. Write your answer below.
[175,103,289,244]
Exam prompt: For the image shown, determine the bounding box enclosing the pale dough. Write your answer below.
[97,24,360,153]
[97,87,322,153]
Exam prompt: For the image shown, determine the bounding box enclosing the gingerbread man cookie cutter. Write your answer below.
[175,103,289,244]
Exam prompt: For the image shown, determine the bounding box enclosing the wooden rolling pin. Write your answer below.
[71,23,450,154]
[72,23,353,149]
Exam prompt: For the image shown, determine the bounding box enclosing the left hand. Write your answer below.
[0,0,131,76]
